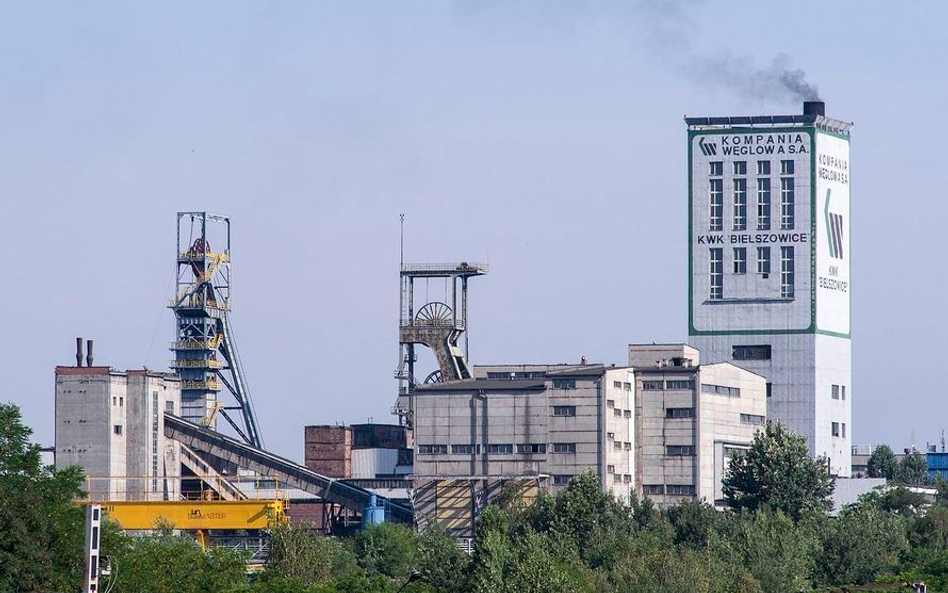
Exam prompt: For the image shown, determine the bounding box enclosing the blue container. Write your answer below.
[362,493,386,528]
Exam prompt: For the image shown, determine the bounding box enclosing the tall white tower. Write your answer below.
[686,101,853,476]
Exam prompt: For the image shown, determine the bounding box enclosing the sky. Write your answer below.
[2,0,946,461]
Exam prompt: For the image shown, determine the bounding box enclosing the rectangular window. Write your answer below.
[740,413,765,426]
[607,399,615,408]
[701,384,741,397]
[842,423,847,438]
[732,345,772,361]
[624,410,632,418]
[517,443,546,454]
[710,161,723,176]
[831,385,840,400]
[666,445,696,456]
[418,444,448,455]
[624,442,632,450]
[709,179,723,231]
[552,378,576,390]
[113,425,123,435]
[757,160,771,175]
[666,407,695,419]
[119,397,123,407]
[666,380,694,390]
[642,380,664,390]
[552,475,571,486]
[766,383,773,398]
[780,177,795,229]
[452,444,475,454]
[780,159,794,175]
[710,248,723,300]
[624,474,632,483]
[112,397,117,406]
[841,386,847,400]
[607,465,615,474]
[552,405,576,417]
[757,246,771,276]
[614,441,623,450]
[487,444,513,454]
[832,422,840,437]
[623,382,632,390]
[614,409,622,417]
[643,484,664,495]
[733,247,747,274]
[553,443,577,453]
[757,178,771,230]
[666,484,696,496]
[613,381,622,389]
[733,178,747,231]
[781,246,795,298]
[733,160,746,175]
[614,474,623,483]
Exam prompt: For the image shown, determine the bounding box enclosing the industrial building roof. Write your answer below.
[684,114,853,135]
[415,379,547,393]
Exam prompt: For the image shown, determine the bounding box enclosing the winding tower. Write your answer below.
[394,262,488,427]
[170,212,262,447]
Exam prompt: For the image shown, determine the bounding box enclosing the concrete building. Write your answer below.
[629,344,767,507]
[686,101,853,476]
[55,365,181,501]
[413,364,635,498]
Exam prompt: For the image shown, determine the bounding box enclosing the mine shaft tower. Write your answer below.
[394,261,488,427]
[170,212,262,447]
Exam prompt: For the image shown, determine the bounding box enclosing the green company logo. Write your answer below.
[824,189,845,259]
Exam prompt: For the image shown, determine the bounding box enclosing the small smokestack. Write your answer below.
[75,337,83,368]
[86,339,94,367]
[803,100,825,117]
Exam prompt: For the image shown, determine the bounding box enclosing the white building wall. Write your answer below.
[687,119,852,477]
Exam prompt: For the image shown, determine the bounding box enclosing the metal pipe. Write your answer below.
[76,337,84,367]
[86,339,94,367]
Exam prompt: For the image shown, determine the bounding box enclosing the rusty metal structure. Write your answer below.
[393,261,488,427]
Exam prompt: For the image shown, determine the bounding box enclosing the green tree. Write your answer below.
[267,521,342,587]
[722,422,835,520]
[867,444,898,480]
[897,451,929,485]
[735,510,816,593]
[106,531,247,593]
[815,501,907,586]
[417,524,471,593]
[911,505,948,551]
[862,486,929,518]
[0,403,89,592]
[351,522,418,580]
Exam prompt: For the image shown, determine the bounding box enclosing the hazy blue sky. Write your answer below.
[2,1,946,460]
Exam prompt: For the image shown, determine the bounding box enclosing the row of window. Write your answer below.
[613,440,633,451]
[710,159,794,177]
[418,442,581,455]
[612,381,633,390]
[642,379,695,391]
[700,383,741,397]
[710,245,794,300]
[740,413,766,426]
[111,396,125,407]
[666,445,696,456]
[644,484,696,496]
[709,176,795,232]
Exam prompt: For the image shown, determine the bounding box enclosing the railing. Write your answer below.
[172,335,223,351]
[81,474,296,502]
[170,359,222,369]
[400,262,488,273]
[400,319,464,329]
[168,295,230,311]
[182,380,221,390]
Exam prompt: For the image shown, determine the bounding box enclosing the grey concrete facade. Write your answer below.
[630,344,767,508]
[55,366,181,501]
[413,364,634,498]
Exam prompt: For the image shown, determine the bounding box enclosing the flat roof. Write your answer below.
[684,114,852,135]
[416,379,547,393]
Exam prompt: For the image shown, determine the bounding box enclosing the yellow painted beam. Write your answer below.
[94,500,284,530]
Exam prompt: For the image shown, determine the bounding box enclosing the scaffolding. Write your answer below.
[170,212,262,448]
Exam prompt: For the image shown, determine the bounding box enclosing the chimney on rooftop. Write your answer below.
[75,337,83,368]
[803,100,825,117]
[86,339,94,367]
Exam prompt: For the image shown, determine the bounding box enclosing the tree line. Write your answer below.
[3,403,948,593]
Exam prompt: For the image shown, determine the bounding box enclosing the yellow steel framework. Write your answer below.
[94,499,285,530]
